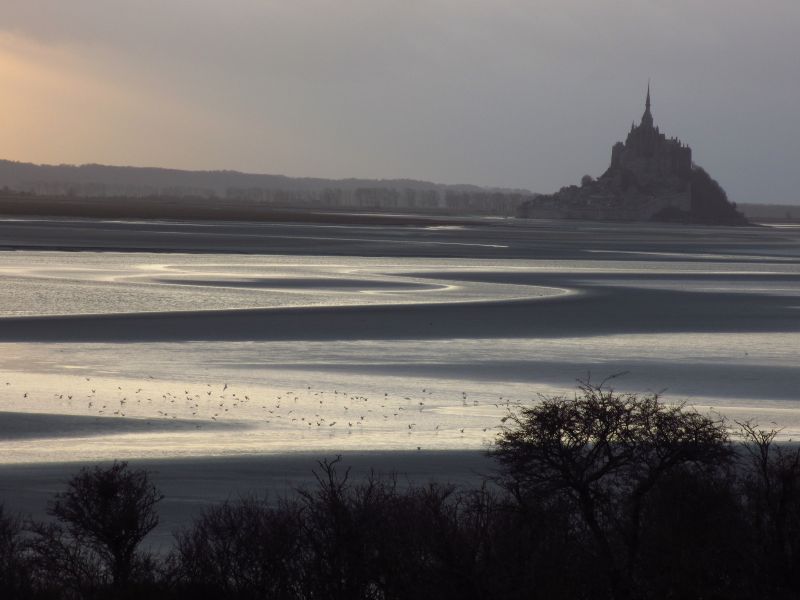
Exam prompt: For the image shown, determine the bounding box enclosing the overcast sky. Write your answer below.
[1,1,798,203]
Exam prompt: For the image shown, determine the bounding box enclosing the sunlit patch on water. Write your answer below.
[0,245,798,463]
[0,253,564,317]
[0,328,798,464]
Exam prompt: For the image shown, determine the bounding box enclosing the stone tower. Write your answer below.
[608,83,692,184]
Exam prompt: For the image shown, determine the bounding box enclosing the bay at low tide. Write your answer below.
[0,215,798,532]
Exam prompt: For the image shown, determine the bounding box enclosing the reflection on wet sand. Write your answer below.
[0,218,798,465]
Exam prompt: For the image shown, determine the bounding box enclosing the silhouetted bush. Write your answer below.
[0,504,33,599]
[636,464,753,599]
[491,382,732,599]
[294,458,485,600]
[172,495,305,600]
[737,421,800,597]
[27,461,163,599]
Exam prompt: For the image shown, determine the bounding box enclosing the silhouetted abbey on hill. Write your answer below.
[519,85,748,224]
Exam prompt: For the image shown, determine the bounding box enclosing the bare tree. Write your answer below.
[30,461,163,593]
[0,504,33,598]
[737,421,800,591]
[173,496,305,599]
[491,382,731,599]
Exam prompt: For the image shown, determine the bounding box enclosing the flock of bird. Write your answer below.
[1,375,519,448]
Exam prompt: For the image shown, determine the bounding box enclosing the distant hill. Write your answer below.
[0,159,529,198]
[0,159,535,217]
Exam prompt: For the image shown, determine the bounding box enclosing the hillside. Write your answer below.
[0,159,528,199]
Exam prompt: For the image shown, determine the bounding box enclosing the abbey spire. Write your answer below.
[641,81,654,128]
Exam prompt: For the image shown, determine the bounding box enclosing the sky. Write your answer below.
[0,1,798,203]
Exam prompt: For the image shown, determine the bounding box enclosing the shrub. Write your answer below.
[491,382,731,598]
[0,504,33,599]
[28,461,163,597]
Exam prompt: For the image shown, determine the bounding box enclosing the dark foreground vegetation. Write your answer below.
[2,384,799,600]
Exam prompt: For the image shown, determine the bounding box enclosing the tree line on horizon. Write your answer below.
[1,383,799,600]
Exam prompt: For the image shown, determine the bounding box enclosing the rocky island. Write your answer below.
[518,85,748,225]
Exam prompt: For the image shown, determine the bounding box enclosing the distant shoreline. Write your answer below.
[0,192,474,226]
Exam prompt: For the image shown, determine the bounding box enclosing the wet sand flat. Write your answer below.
[0,284,796,342]
[0,214,798,534]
